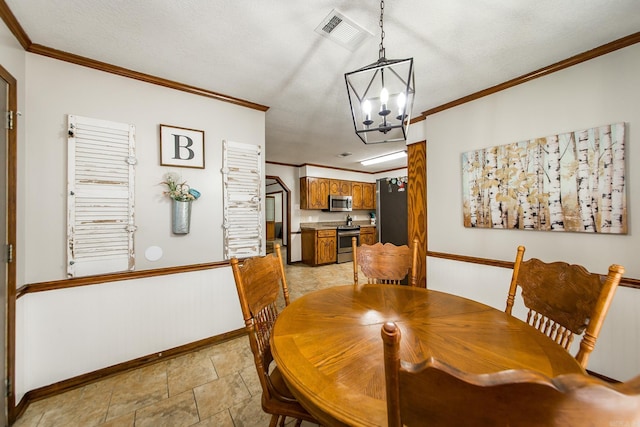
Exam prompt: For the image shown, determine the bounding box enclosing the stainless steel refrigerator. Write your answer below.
[376,177,408,245]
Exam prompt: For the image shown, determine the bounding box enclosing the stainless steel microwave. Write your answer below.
[328,195,352,212]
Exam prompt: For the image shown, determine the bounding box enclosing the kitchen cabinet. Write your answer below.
[352,182,364,209]
[363,182,376,209]
[360,227,377,246]
[302,228,337,266]
[352,182,376,210]
[300,177,329,210]
[329,179,351,196]
[300,177,376,210]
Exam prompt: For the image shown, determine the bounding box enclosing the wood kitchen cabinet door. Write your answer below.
[353,182,376,210]
[317,233,337,264]
[362,182,376,209]
[302,229,336,265]
[329,179,351,196]
[352,182,364,209]
[300,177,329,209]
[360,227,376,246]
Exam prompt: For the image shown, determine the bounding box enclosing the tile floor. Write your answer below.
[13,253,355,427]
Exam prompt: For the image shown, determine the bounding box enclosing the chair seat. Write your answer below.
[269,365,296,401]
[263,366,317,423]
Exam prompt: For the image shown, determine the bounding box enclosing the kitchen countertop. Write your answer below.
[300,222,376,231]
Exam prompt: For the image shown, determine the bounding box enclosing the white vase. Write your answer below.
[172,200,192,234]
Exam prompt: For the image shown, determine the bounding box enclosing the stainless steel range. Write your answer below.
[336,225,360,263]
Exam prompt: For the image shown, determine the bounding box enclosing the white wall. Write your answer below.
[1,18,266,403]
[273,193,283,222]
[24,54,265,282]
[426,44,640,276]
[15,53,264,399]
[426,43,640,381]
[16,268,243,401]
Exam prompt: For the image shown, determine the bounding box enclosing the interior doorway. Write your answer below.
[265,176,291,264]
[265,195,277,253]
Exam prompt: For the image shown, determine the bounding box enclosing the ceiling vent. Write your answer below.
[315,9,373,51]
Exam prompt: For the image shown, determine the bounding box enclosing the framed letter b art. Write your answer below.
[160,124,205,169]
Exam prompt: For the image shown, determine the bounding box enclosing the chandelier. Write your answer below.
[345,0,415,144]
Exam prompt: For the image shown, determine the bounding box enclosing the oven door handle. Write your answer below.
[337,232,360,237]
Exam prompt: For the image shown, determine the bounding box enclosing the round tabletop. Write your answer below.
[271,284,585,427]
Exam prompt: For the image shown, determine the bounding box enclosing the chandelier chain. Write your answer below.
[378,0,385,59]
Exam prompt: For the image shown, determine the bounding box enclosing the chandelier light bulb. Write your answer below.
[380,88,389,104]
[362,100,373,126]
[396,92,406,120]
[379,88,391,116]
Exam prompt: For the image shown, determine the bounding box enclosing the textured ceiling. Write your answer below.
[5,0,640,172]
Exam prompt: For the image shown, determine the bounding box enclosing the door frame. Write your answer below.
[266,175,291,264]
[0,63,18,424]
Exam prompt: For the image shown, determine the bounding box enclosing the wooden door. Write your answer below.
[266,196,275,240]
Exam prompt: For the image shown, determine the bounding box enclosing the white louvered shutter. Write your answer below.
[67,115,136,277]
[222,140,263,259]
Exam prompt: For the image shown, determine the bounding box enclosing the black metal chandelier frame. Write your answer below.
[344,0,415,145]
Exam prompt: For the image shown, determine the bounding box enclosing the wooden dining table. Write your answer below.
[271,284,585,427]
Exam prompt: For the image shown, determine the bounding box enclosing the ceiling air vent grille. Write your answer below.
[315,9,372,51]
[322,16,343,33]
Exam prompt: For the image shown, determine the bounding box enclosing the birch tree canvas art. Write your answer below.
[462,122,626,233]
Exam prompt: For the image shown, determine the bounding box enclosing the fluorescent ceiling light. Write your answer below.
[360,151,407,166]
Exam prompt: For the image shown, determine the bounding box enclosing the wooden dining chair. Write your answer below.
[352,237,418,286]
[506,245,624,369]
[230,244,318,427]
[381,321,640,427]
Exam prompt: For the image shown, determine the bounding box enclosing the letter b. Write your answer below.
[172,134,195,160]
